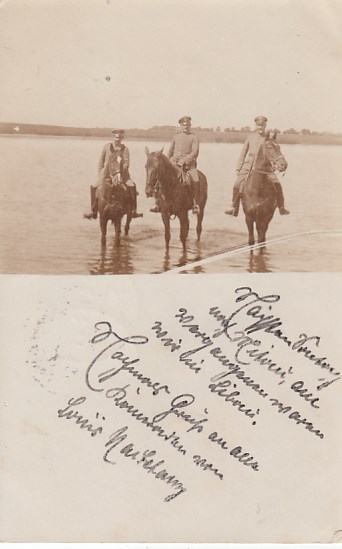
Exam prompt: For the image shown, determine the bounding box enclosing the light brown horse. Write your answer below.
[242,138,288,246]
[97,156,132,246]
[145,147,208,249]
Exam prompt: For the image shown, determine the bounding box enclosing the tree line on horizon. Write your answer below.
[0,122,341,145]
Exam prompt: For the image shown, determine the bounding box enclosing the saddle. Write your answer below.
[100,178,128,202]
[177,165,192,186]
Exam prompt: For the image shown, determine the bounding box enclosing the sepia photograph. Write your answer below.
[1,0,341,274]
[1,0,342,545]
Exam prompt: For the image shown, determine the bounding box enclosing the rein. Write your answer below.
[253,143,287,176]
[253,169,274,175]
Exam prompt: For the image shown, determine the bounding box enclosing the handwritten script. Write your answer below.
[57,286,340,503]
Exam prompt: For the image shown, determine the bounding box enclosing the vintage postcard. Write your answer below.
[1,274,342,542]
[0,0,341,543]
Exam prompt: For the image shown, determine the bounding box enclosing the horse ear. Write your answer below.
[156,147,164,156]
[145,146,150,156]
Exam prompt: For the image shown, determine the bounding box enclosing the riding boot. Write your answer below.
[150,203,161,213]
[128,185,143,218]
[83,185,98,219]
[191,180,200,215]
[274,182,290,215]
[225,187,240,217]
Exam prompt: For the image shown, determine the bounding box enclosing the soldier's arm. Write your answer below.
[183,135,199,163]
[167,138,175,159]
[98,144,107,174]
[236,137,249,172]
[121,146,130,179]
[122,146,130,170]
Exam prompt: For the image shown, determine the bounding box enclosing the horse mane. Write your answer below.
[253,142,274,173]
[254,139,287,174]
[158,153,178,187]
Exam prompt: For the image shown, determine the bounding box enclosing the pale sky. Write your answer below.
[1,0,341,133]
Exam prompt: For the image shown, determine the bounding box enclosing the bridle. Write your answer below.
[146,159,163,195]
[253,142,287,176]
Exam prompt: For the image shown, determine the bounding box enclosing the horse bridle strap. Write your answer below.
[253,169,274,175]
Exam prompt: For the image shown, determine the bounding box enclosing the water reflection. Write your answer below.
[89,238,135,274]
[191,241,205,274]
[162,241,205,273]
[163,250,171,272]
[247,248,273,273]
[162,249,190,272]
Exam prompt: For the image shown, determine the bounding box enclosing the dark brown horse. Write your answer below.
[242,138,287,246]
[97,156,132,246]
[145,147,208,249]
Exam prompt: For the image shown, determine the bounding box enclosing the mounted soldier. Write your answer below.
[225,116,289,217]
[84,129,143,220]
[150,116,200,214]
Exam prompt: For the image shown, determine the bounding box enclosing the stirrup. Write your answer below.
[192,204,200,215]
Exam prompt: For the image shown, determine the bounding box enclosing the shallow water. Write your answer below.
[0,136,341,274]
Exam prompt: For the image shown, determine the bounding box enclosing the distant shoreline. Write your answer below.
[1,132,342,146]
[1,122,342,146]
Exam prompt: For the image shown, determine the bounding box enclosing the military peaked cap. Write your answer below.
[178,116,191,124]
[254,116,268,123]
[112,129,125,136]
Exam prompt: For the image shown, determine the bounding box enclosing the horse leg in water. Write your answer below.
[257,227,267,245]
[124,211,132,236]
[196,206,204,241]
[161,210,171,248]
[256,217,269,245]
[100,216,108,247]
[196,175,207,241]
[114,217,121,246]
[245,215,255,246]
[178,210,189,250]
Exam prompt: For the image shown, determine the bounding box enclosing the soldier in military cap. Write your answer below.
[225,116,289,216]
[84,129,143,220]
[150,116,200,214]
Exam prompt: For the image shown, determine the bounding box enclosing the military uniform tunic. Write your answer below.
[233,131,280,189]
[96,142,131,186]
[168,131,200,181]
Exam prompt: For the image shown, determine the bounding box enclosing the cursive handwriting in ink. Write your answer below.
[174,307,270,398]
[86,321,170,397]
[292,334,340,377]
[208,372,260,423]
[290,380,320,408]
[151,321,182,352]
[268,397,324,439]
[104,384,187,455]
[209,286,292,347]
[153,394,208,434]
[174,309,214,351]
[104,426,187,502]
[209,349,269,398]
[208,430,260,471]
[192,454,224,480]
[57,396,104,437]
[230,331,288,381]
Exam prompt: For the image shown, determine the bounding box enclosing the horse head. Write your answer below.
[263,138,288,173]
[100,174,127,222]
[144,146,164,197]
[106,153,122,180]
